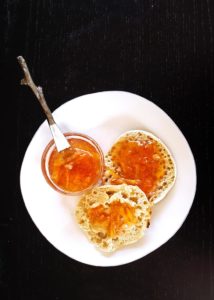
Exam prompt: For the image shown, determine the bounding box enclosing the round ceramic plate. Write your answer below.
[20,91,196,267]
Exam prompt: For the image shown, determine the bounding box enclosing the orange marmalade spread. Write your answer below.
[87,201,137,237]
[48,138,102,193]
[109,139,165,197]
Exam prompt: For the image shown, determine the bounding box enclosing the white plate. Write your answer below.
[20,91,196,267]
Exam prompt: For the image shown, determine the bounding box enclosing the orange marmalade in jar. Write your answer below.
[41,133,104,195]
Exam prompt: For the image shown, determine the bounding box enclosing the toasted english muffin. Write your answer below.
[103,130,176,204]
[76,184,152,252]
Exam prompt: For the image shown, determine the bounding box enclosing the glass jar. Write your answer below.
[41,132,104,195]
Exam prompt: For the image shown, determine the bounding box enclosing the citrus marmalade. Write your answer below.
[108,139,165,197]
[87,201,137,237]
[42,134,103,194]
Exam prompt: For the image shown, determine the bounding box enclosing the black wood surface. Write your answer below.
[2,1,214,299]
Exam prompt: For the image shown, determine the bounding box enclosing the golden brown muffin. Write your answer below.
[76,184,152,252]
[103,130,176,203]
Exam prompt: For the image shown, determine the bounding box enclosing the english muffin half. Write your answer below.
[103,130,176,204]
[76,184,152,252]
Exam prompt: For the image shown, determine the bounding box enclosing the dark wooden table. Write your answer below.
[2,1,214,299]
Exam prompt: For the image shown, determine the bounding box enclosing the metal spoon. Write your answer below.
[17,56,70,152]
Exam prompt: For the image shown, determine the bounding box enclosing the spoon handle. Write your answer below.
[17,56,55,125]
[17,56,70,152]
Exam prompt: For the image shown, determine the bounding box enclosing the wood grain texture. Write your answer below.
[1,0,214,299]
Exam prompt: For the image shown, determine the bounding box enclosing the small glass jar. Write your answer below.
[41,132,104,195]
